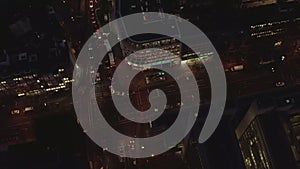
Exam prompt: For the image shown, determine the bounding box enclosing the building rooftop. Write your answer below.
[116,0,180,43]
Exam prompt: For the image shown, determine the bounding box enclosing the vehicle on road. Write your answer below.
[24,106,34,112]
[11,109,20,115]
[275,81,285,87]
[108,51,116,68]
[230,65,244,72]
[89,1,94,8]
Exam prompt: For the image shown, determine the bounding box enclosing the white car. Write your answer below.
[11,109,20,115]
[89,1,94,8]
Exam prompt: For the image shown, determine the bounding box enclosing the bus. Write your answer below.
[108,51,115,67]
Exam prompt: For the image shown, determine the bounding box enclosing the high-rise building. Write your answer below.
[236,95,300,169]
[115,0,182,70]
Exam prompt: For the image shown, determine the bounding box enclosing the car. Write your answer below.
[259,59,275,65]
[176,102,184,107]
[281,55,286,61]
[145,76,150,84]
[104,14,109,22]
[11,109,20,115]
[275,81,285,87]
[284,98,294,105]
[89,1,94,8]
[230,65,244,72]
[24,106,34,112]
[271,67,275,73]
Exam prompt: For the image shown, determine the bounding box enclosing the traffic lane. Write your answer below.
[2,56,297,134]
[2,68,283,129]
[98,91,182,137]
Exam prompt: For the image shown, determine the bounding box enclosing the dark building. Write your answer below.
[236,95,300,169]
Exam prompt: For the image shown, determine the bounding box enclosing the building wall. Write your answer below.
[236,99,300,169]
[240,0,277,8]
[120,38,182,70]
